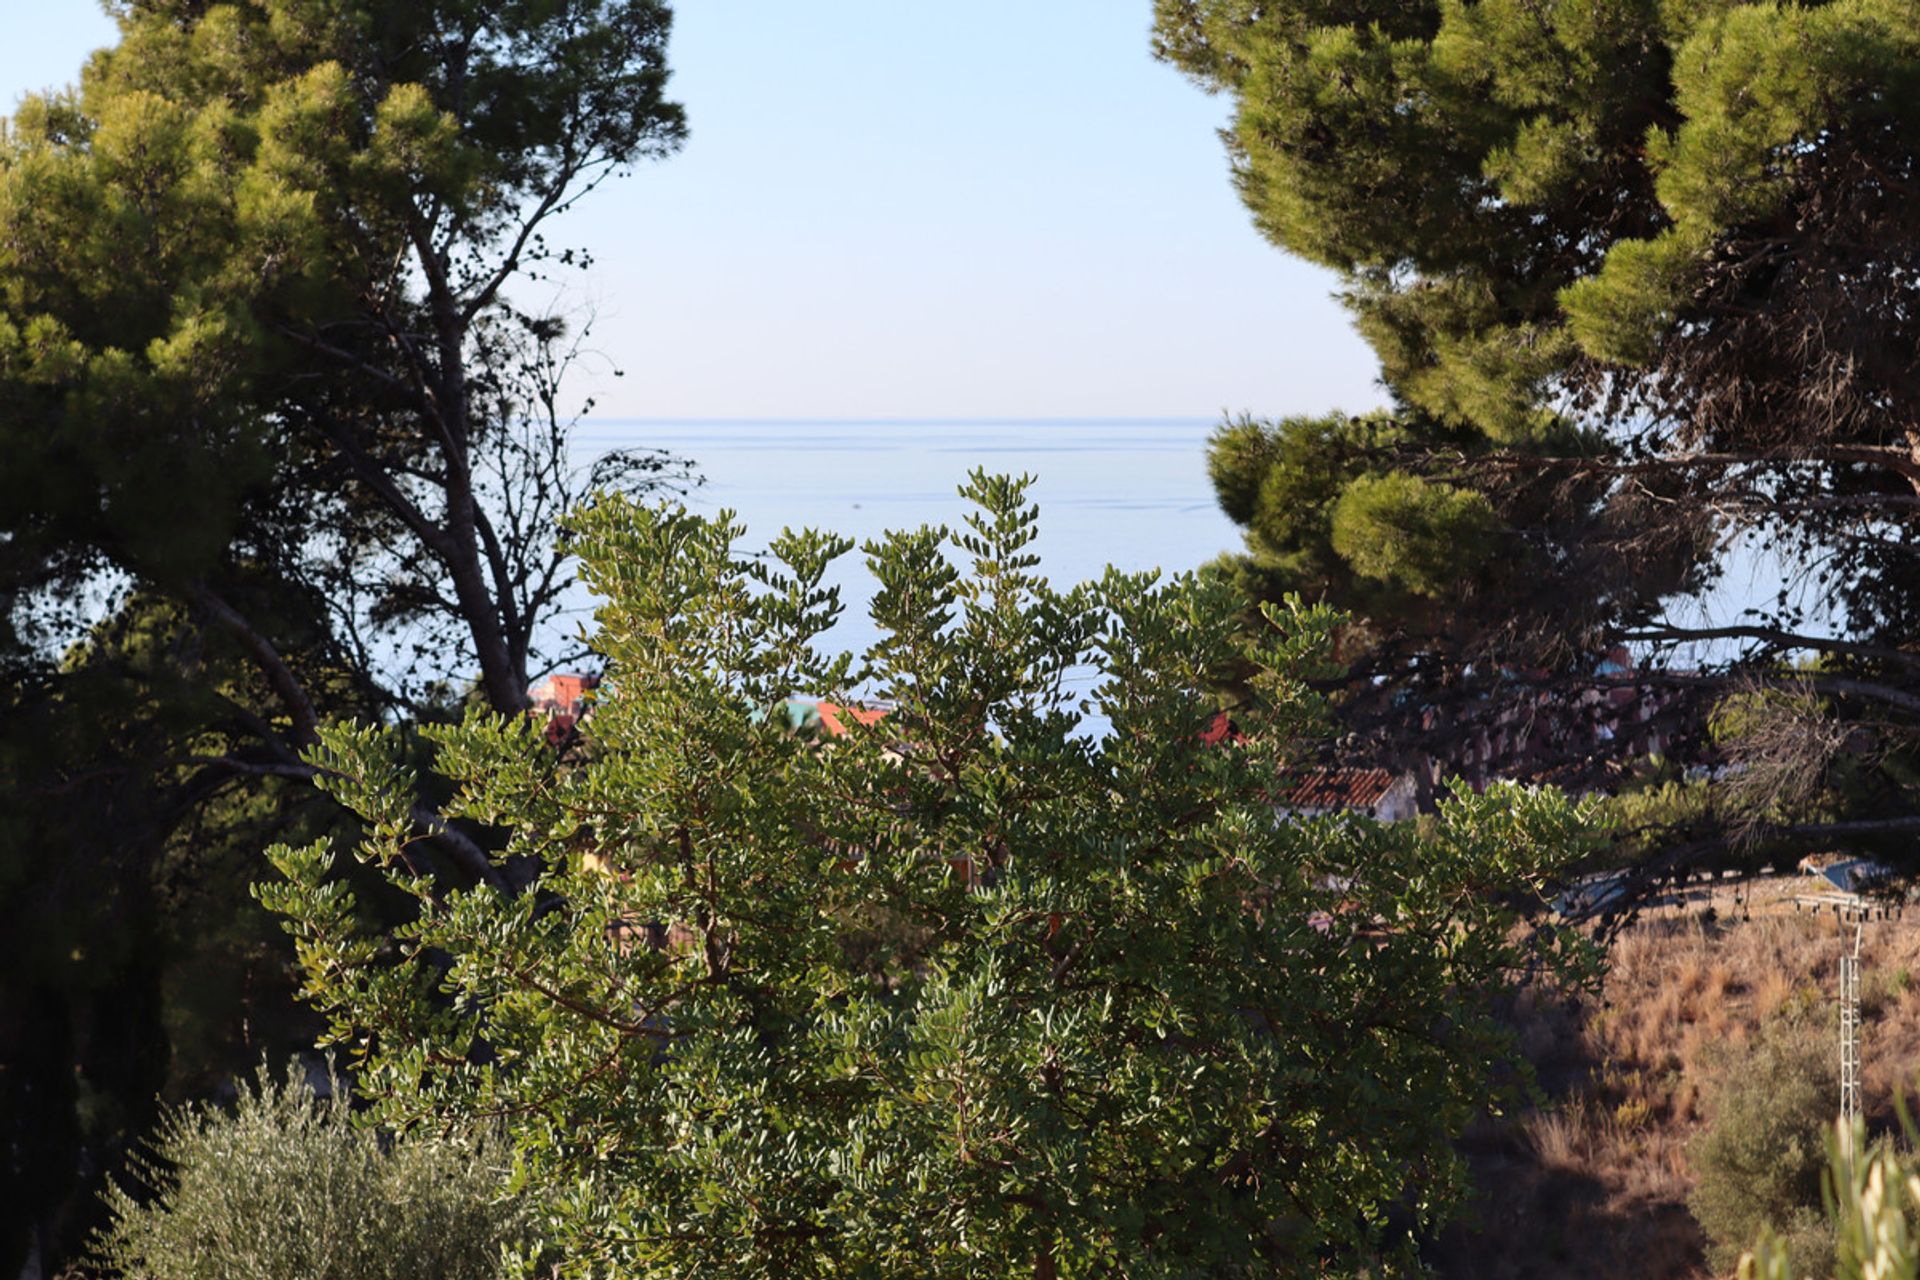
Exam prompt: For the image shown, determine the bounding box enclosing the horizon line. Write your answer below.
[575,415,1227,426]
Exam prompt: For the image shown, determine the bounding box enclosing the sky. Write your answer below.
[1,3,1386,422]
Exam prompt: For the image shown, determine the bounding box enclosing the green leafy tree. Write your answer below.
[2,0,687,806]
[261,475,1594,1277]
[1156,1,1920,845]
[0,2,684,1268]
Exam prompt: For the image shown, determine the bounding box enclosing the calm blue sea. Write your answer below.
[574,419,1241,662]
[570,419,1815,690]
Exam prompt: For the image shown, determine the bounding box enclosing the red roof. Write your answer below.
[1284,768,1403,810]
[1200,712,1241,747]
[815,700,888,737]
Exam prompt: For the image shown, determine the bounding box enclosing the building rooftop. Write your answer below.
[1285,767,1405,811]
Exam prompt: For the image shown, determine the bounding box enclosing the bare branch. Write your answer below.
[1622,624,1920,670]
[191,585,322,748]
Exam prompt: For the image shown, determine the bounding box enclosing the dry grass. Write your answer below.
[1432,893,1920,1280]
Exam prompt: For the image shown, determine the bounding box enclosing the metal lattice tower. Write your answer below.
[1841,917,1863,1132]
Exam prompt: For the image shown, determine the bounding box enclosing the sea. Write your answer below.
[573,418,1241,667]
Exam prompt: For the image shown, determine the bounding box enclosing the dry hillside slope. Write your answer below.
[1433,885,1920,1279]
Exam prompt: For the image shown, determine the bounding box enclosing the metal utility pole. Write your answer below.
[1841,915,1863,1133]
[1796,888,1882,1144]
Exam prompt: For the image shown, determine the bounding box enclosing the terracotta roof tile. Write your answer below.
[1284,767,1401,810]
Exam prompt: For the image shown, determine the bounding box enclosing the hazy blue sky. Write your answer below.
[3,3,1386,421]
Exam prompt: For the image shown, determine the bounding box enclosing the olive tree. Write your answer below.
[95,1066,526,1280]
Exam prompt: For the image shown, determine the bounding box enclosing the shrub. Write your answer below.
[259,475,1596,1277]
[1745,1115,1919,1280]
[94,1066,526,1280]
[1689,1012,1837,1278]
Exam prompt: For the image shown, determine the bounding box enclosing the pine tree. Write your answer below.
[0,4,684,1266]
[1158,1,1920,848]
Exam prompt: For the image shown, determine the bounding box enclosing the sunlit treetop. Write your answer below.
[1155,0,1920,447]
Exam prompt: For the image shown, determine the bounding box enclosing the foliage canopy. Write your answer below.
[262,476,1592,1277]
[1159,0,1920,848]
[1688,1010,1837,1278]
[96,1065,525,1280]
[0,1,685,1266]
